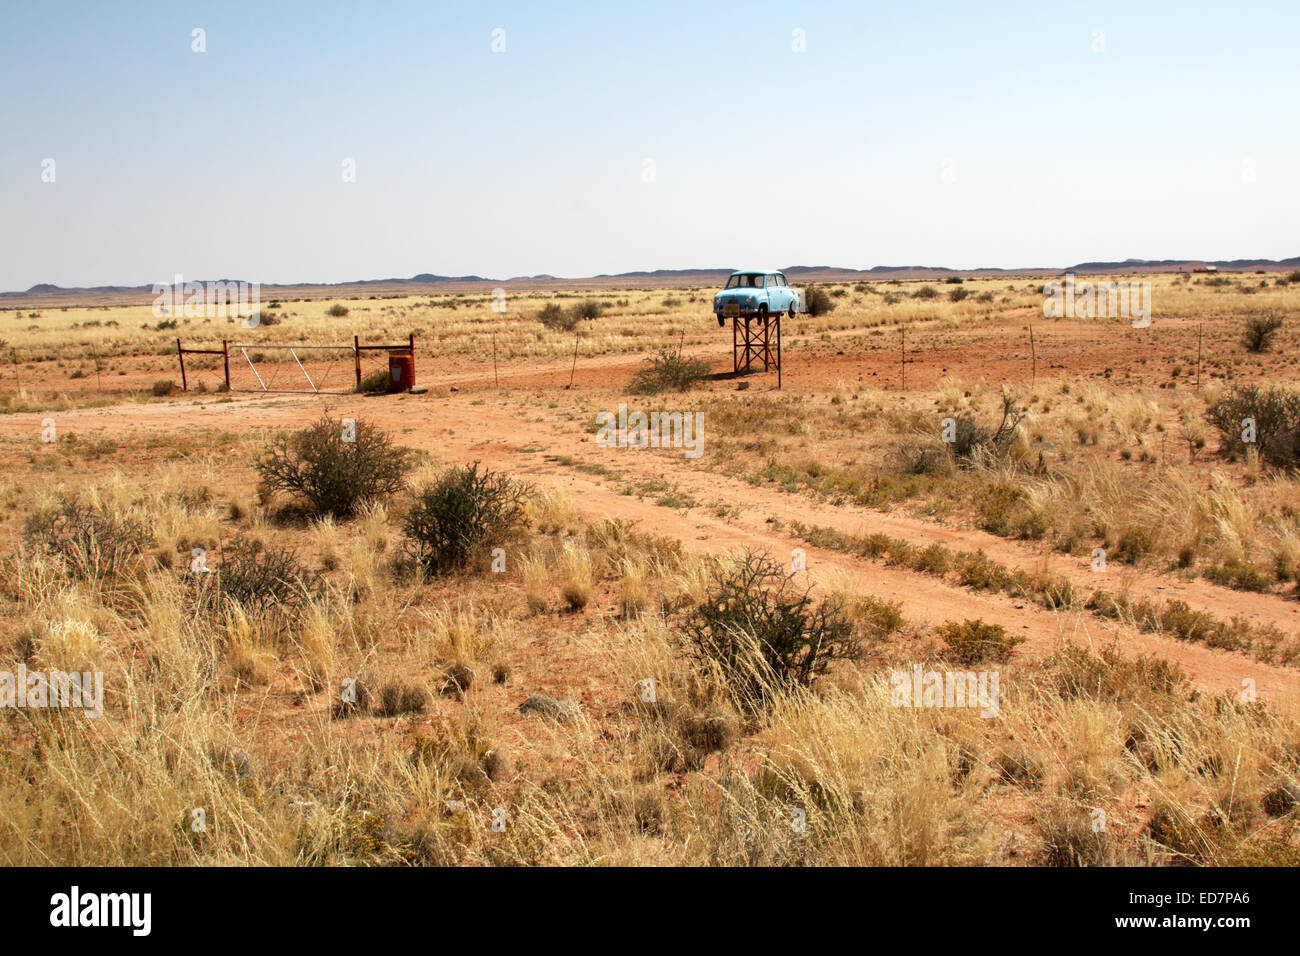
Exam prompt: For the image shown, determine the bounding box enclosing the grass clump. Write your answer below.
[358,369,390,393]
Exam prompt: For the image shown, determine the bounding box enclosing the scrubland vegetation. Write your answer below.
[2,271,1299,866]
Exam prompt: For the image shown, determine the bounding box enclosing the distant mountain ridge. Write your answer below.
[5,256,1298,303]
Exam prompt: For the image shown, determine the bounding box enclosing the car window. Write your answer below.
[777,274,787,287]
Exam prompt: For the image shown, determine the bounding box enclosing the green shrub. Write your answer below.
[629,346,711,394]
[325,303,349,317]
[402,462,531,575]
[680,551,861,708]
[152,379,177,396]
[255,416,412,518]
[935,618,1024,665]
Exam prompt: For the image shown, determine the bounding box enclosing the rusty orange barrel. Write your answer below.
[388,351,414,392]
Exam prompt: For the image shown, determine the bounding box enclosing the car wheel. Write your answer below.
[758,304,768,321]
[787,302,796,319]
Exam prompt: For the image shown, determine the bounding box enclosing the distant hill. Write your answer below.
[4,255,1297,306]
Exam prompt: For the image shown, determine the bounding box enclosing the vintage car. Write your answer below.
[712,270,802,326]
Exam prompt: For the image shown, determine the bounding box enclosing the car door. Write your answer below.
[769,274,788,312]
[779,273,800,312]
[764,274,780,311]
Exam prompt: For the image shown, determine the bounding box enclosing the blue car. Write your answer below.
[712,270,802,326]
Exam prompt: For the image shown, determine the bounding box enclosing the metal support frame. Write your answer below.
[732,313,782,387]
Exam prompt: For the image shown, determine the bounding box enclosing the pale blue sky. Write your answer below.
[1,0,1297,290]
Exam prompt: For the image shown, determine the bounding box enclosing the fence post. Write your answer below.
[177,338,187,391]
[354,335,361,392]
[222,340,230,391]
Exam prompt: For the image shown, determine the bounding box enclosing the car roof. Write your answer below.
[729,269,782,275]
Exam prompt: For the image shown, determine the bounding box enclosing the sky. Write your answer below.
[1,0,1297,290]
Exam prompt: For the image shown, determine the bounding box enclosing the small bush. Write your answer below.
[935,618,1024,665]
[152,379,178,397]
[948,287,969,302]
[680,551,861,708]
[24,500,151,580]
[402,462,531,575]
[1206,384,1300,467]
[537,302,577,332]
[1242,312,1283,353]
[255,416,412,518]
[912,285,938,300]
[804,286,835,317]
[629,346,711,394]
[325,303,349,317]
[194,538,322,619]
[572,300,602,321]
[947,390,1025,466]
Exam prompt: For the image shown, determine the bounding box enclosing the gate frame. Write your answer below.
[176,333,416,394]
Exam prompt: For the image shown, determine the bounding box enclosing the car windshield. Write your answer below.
[726,274,764,289]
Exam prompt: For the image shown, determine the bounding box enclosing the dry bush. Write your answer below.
[193,538,322,622]
[935,618,1024,666]
[629,346,711,394]
[23,499,151,580]
[402,462,531,575]
[680,551,860,708]
[1206,385,1300,468]
[256,416,412,518]
[1241,312,1283,352]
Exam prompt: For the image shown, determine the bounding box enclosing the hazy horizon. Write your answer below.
[3,0,1298,290]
